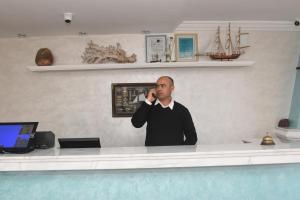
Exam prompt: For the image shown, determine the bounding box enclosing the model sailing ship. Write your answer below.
[207,23,250,60]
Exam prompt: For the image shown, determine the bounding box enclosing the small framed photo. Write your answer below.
[145,35,167,63]
[174,33,199,62]
[111,83,156,117]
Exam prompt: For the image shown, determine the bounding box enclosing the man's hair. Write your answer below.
[159,76,174,86]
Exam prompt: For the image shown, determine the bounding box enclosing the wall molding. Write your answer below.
[175,21,300,32]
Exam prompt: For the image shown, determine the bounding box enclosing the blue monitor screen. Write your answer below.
[0,124,34,148]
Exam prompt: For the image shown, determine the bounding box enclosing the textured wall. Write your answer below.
[1,164,300,200]
[0,32,299,147]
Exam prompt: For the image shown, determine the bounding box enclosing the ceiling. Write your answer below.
[0,0,299,37]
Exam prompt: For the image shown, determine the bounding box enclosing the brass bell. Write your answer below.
[261,132,275,145]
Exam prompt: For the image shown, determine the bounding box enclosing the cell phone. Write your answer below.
[152,93,157,99]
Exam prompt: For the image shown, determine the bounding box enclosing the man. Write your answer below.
[131,76,197,146]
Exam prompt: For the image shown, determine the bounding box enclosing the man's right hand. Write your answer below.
[147,89,157,102]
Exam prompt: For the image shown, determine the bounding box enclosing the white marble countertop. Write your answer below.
[1,138,300,171]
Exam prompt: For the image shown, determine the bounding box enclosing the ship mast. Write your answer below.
[224,23,234,56]
[217,26,225,54]
[234,27,241,54]
[235,27,250,54]
[209,26,225,55]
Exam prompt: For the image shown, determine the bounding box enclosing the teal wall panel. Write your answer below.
[1,164,300,200]
[289,69,300,128]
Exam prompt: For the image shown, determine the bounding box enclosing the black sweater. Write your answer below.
[131,101,197,146]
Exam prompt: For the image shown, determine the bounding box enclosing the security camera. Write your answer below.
[64,13,73,24]
[295,20,300,26]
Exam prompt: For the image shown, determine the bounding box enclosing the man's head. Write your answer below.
[155,76,174,100]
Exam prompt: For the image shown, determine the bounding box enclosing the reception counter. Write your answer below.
[1,139,300,171]
[1,139,300,200]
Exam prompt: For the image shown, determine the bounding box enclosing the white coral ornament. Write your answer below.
[81,41,137,64]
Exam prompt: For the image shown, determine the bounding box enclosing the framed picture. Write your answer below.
[111,83,156,117]
[174,33,199,62]
[145,35,167,63]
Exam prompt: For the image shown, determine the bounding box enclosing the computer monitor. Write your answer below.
[0,122,38,150]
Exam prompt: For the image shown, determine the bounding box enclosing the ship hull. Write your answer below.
[209,53,240,61]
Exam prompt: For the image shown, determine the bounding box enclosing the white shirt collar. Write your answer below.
[154,99,174,110]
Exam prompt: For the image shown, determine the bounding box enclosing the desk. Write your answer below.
[1,140,300,200]
[1,139,300,171]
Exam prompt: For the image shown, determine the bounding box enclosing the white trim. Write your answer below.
[175,21,300,32]
[27,61,255,72]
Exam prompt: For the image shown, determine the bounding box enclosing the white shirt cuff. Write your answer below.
[145,99,152,105]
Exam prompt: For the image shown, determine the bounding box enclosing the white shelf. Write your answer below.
[27,61,255,72]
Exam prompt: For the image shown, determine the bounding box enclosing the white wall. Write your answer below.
[0,31,299,147]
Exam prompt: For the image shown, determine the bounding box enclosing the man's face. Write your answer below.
[155,77,174,100]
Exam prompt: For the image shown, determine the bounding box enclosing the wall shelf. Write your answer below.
[27,61,255,72]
